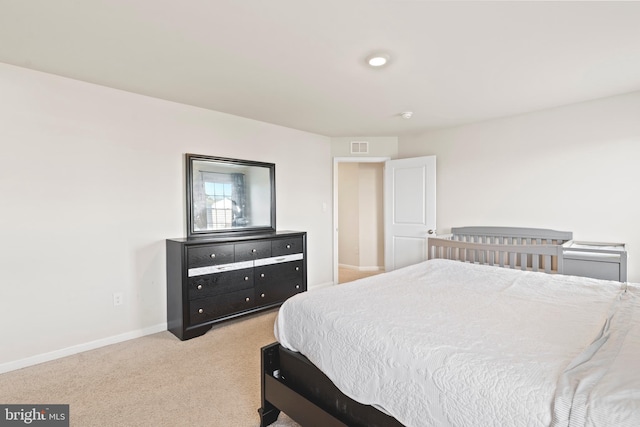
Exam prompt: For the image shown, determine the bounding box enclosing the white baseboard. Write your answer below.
[339,263,384,272]
[0,322,168,374]
[309,281,335,291]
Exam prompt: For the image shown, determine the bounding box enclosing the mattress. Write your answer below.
[274,259,640,427]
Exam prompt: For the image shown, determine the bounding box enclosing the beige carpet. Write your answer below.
[338,267,383,283]
[0,310,299,427]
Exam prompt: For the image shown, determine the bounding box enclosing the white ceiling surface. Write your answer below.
[2,1,640,137]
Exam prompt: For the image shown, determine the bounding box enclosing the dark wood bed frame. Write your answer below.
[258,227,576,426]
[258,342,404,427]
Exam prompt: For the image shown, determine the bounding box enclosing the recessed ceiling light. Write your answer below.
[367,54,390,67]
[401,112,413,119]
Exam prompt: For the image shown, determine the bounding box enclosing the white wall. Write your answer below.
[337,162,384,270]
[399,91,640,282]
[0,63,333,372]
[358,163,384,269]
[338,163,359,267]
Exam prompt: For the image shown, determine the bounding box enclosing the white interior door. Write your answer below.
[384,156,436,271]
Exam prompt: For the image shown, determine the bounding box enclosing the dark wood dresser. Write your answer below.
[166,231,307,340]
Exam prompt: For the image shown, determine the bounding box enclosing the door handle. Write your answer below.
[427,229,435,235]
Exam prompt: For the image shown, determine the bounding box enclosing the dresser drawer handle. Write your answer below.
[261,293,265,298]
[244,276,249,281]
[295,267,300,271]
[198,308,204,314]
[245,297,250,302]
[295,284,300,289]
[210,253,216,258]
[260,273,265,278]
[197,284,203,290]
[251,249,257,253]
[286,244,291,249]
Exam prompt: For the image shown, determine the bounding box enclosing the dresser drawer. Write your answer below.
[188,268,254,300]
[254,253,303,267]
[272,237,304,256]
[188,260,253,278]
[256,260,304,287]
[255,260,304,305]
[235,240,272,261]
[187,244,235,268]
[189,289,255,324]
[255,282,304,306]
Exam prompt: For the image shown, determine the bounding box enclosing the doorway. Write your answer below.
[333,157,389,284]
[333,156,437,285]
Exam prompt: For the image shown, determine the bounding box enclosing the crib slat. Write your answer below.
[544,255,551,273]
[427,234,563,275]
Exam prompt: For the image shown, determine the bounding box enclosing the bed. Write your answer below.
[258,227,639,427]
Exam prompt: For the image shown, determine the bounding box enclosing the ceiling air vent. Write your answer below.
[350,141,369,154]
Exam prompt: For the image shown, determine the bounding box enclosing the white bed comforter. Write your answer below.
[275,259,640,427]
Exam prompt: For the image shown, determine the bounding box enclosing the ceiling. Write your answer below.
[2,0,640,137]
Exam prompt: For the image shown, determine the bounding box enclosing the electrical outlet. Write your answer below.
[113,292,123,306]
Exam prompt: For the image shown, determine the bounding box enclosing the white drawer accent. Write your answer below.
[254,253,303,267]
[188,260,254,277]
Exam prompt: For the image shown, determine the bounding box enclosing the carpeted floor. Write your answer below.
[0,310,299,427]
[0,271,382,426]
[338,266,383,284]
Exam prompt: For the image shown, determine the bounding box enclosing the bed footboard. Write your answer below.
[259,342,403,427]
[259,343,281,426]
[259,343,349,427]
